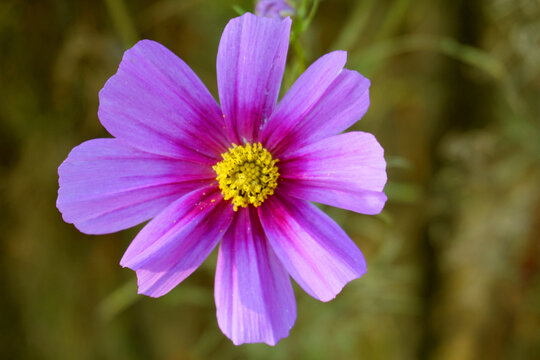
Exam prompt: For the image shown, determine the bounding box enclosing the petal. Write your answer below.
[217,13,291,143]
[279,132,387,215]
[255,0,295,19]
[57,139,213,234]
[215,207,296,346]
[261,51,351,155]
[120,186,234,297]
[98,40,229,162]
[272,69,371,155]
[259,195,366,302]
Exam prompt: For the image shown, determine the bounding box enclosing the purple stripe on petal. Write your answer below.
[215,207,296,346]
[279,132,387,215]
[276,70,370,155]
[259,195,366,302]
[278,132,387,214]
[57,139,213,234]
[99,40,229,162]
[260,51,347,154]
[217,13,291,144]
[120,186,234,298]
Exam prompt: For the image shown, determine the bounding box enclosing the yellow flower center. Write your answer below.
[213,143,279,211]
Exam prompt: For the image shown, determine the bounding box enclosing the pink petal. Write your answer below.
[259,195,366,302]
[279,132,387,214]
[274,69,370,155]
[217,13,291,143]
[215,208,296,345]
[260,51,350,155]
[57,139,213,234]
[98,40,229,163]
[120,186,234,297]
[255,0,295,19]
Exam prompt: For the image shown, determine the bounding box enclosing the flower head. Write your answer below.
[57,13,387,345]
[255,0,295,19]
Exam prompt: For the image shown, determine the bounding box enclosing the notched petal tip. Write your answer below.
[57,139,211,235]
[215,209,296,346]
[260,196,367,303]
[217,11,292,143]
[364,191,388,215]
[279,132,388,215]
[261,49,350,153]
[331,49,348,62]
[317,268,366,303]
[97,37,227,160]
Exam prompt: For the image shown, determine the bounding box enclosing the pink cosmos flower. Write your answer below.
[255,0,295,19]
[57,13,387,345]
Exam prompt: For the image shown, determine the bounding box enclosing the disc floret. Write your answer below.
[213,143,279,211]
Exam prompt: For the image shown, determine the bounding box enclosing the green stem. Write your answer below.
[103,0,138,48]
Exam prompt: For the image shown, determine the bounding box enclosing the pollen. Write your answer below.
[213,143,279,211]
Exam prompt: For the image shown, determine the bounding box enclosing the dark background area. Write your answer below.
[1,0,539,359]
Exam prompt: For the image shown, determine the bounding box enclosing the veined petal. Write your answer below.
[57,139,213,234]
[259,195,366,302]
[217,12,291,143]
[260,51,348,155]
[98,40,229,162]
[215,208,296,346]
[274,69,370,155]
[120,186,234,297]
[279,132,387,214]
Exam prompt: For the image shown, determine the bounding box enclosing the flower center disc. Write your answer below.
[213,143,279,211]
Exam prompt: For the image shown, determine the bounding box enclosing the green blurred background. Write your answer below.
[1,0,539,359]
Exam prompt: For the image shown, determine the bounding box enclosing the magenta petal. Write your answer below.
[98,40,228,163]
[217,13,291,143]
[120,186,234,297]
[259,195,366,302]
[279,132,387,214]
[215,208,296,345]
[260,51,348,154]
[57,139,213,234]
[274,69,370,155]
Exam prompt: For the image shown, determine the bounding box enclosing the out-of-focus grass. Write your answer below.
[1,0,539,359]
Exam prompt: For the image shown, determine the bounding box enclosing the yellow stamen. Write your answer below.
[213,143,279,211]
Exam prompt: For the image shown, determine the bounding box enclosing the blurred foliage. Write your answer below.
[1,0,539,359]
